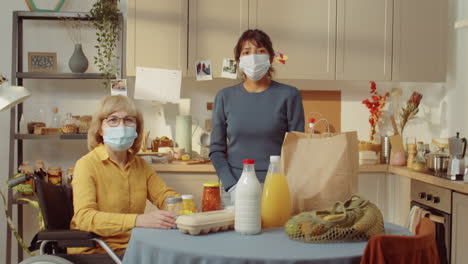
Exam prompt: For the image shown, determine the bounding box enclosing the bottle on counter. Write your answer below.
[235,159,262,235]
[179,194,198,215]
[308,118,316,134]
[261,155,292,228]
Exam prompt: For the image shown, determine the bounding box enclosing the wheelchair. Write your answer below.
[8,172,122,264]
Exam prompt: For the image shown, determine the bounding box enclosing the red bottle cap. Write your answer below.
[243,159,255,164]
[309,118,316,124]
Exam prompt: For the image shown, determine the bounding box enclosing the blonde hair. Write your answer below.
[87,95,144,156]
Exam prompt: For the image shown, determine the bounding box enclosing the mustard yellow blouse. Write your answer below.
[69,144,179,254]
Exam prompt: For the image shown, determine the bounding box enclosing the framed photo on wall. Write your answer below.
[28,52,57,72]
[110,79,128,96]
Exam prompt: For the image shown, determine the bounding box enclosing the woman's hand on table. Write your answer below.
[135,210,177,229]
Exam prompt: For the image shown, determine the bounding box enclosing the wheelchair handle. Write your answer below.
[7,174,33,188]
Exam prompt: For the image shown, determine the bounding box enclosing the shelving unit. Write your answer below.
[6,11,124,264]
[14,133,87,140]
[16,72,103,79]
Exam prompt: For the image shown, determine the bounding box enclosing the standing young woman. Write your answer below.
[209,29,305,203]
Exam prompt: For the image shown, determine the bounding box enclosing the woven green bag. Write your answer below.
[285,195,384,243]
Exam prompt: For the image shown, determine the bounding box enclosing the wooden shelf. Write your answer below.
[15,133,87,140]
[16,72,103,79]
[16,11,92,20]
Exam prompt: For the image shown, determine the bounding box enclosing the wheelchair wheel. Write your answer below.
[19,255,74,264]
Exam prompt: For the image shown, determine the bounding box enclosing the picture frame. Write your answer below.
[221,58,238,79]
[195,60,213,81]
[28,52,57,72]
[110,79,128,96]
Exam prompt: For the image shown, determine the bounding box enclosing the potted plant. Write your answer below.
[88,0,121,88]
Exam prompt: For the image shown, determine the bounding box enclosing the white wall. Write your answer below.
[0,0,455,263]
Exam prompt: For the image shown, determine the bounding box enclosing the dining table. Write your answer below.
[122,222,411,264]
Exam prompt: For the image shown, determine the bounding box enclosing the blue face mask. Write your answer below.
[103,126,138,152]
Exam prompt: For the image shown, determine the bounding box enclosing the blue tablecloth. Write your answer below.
[123,222,411,264]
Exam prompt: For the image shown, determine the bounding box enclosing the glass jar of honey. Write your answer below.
[202,182,221,212]
[179,195,198,215]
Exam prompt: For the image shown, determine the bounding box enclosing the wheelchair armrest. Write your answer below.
[37,230,98,241]
[36,230,99,248]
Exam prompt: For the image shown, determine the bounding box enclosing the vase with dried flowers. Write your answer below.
[61,16,89,73]
[362,81,390,142]
[399,91,423,134]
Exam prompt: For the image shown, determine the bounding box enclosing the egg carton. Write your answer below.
[176,209,234,236]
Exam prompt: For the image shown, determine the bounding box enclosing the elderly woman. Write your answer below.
[69,95,180,255]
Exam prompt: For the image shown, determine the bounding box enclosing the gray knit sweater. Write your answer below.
[209,81,305,191]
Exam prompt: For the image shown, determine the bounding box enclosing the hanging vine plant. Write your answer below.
[88,0,121,89]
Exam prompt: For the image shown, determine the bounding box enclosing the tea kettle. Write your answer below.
[448,132,467,178]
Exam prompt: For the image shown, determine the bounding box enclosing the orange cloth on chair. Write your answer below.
[360,218,439,264]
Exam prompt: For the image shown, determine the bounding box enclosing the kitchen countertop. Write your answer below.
[151,163,216,173]
[151,163,388,172]
[152,163,468,195]
[151,163,389,173]
[388,166,468,195]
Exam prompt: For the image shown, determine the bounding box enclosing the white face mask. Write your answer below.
[239,54,271,81]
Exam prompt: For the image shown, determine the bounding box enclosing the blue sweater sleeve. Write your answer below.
[287,89,305,132]
[209,91,237,191]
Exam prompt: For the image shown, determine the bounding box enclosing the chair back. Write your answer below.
[34,177,75,230]
[360,218,439,264]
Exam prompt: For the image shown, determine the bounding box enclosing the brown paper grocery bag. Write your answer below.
[281,131,359,214]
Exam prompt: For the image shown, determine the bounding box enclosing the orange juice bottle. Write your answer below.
[261,155,292,227]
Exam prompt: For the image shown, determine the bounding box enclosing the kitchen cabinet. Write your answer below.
[358,173,388,219]
[248,0,336,80]
[336,0,393,81]
[188,0,249,78]
[128,0,445,81]
[144,171,218,212]
[385,173,411,226]
[452,192,468,264]
[126,0,188,76]
[392,0,447,82]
